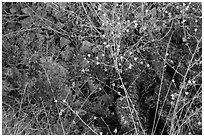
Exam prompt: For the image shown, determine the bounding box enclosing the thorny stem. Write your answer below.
[112,45,145,134]
[64,102,98,135]
[169,38,201,134]
[151,31,173,135]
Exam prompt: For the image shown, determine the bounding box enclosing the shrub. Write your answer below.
[2,2,202,135]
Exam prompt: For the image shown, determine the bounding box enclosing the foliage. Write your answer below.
[2,2,202,135]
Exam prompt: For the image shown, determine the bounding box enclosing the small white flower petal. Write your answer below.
[63,99,66,103]
[113,128,117,134]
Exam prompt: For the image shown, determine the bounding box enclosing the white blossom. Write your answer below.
[113,128,117,134]
[128,64,133,69]
[54,100,58,103]
[96,62,100,65]
[93,116,97,120]
[61,109,64,112]
[185,92,189,95]
[170,94,175,100]
[82,69,85,72]
[194,28,198,32]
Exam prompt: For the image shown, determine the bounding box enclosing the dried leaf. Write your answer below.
[64,85,72,95]
[60,37,70,47]
[22,8,32,15]
[80,40,94,53]
[76,109,87,116]
[61,47,74,61]
[10,7,17,13]
[139,25,147,33]
[92,45,103,53]
[87,79,98,92]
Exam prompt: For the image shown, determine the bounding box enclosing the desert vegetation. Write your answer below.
[2,2,202,135]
